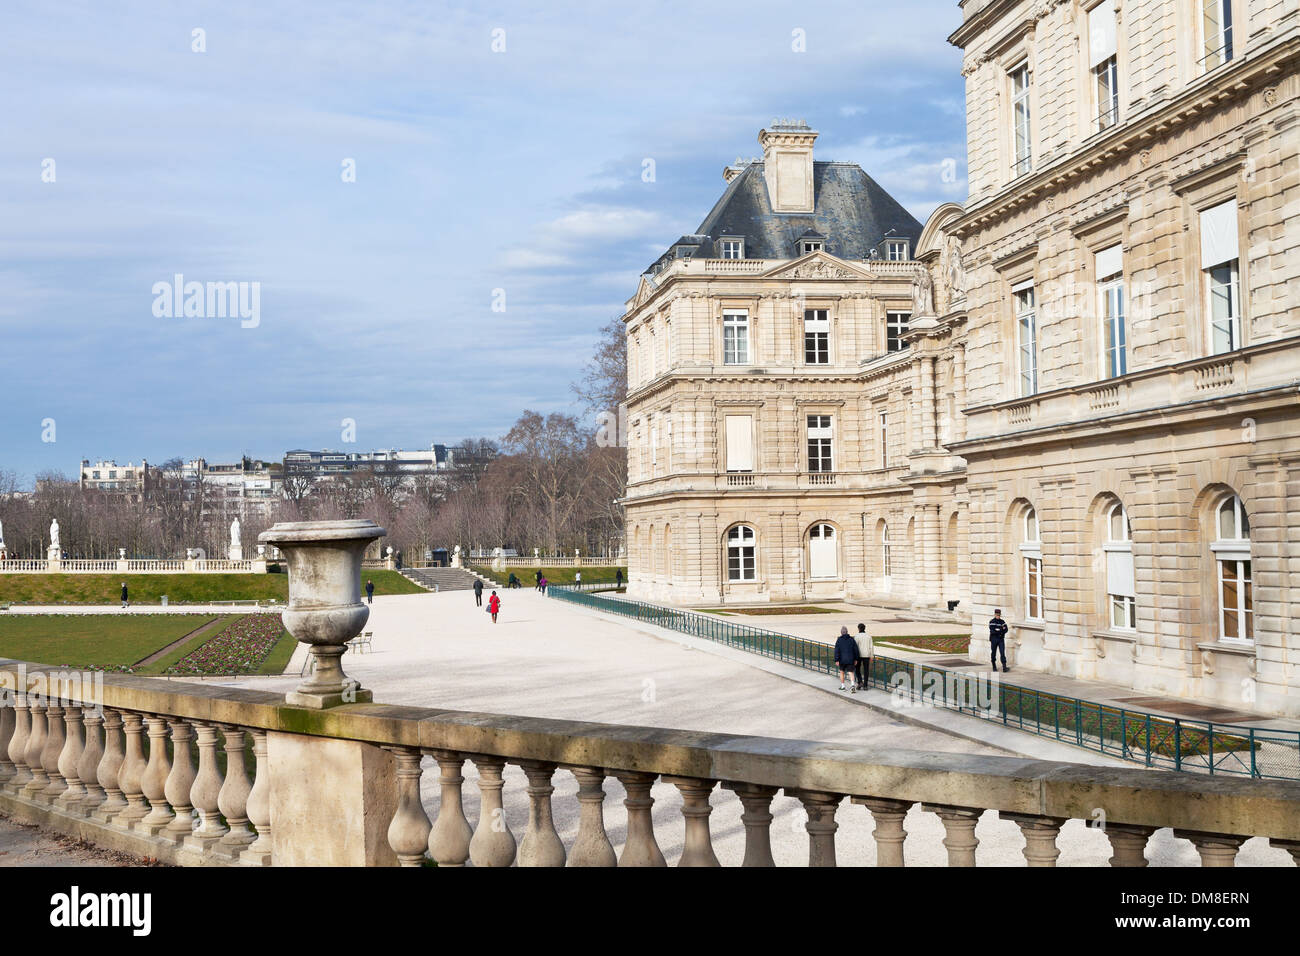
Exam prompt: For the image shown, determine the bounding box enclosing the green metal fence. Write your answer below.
[547,586,1300,781]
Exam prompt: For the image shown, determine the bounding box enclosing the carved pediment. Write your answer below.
[763,253,874,281]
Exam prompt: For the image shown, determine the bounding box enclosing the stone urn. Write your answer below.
[259,519,385,709]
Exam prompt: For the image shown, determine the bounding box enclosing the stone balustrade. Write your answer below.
[3,657,1300,867]
[0,558,261,574]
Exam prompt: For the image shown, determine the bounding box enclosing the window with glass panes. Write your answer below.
[1097,245,1126,378]
[886,311,910,353]
[1214,495,1252,641]
[1089,2,1119,129]
[807,415,833,472]
[720,239,743,259]
[1022,508,1043,621]
[727,525,757,582]
[1105,503,1136,629]
[885,240,909,261]
[1011,63,1033,176]
[1200,200,1241,355]
[804,310,829,364]
[1201,0,1233,71]
[723,310,749,365]
[1015,283,1038,396]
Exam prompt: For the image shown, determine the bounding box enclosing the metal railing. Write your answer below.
[547,587,1300,781]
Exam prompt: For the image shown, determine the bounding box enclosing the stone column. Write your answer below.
[386,747,432,867]
[1004,812,1066,866]
[426,749,473,867]
[113,711,150,829]
[55,706,85,809]
[1174,829,1246,867]
[39,704,66,803]
[135,715,174,835]
[183,721,227,853]
[161,719,196,843]
[566,766,616,867]
[78,709,105,815]
[787,789,842,867]
[241,730,273,866]
[921,354,937,450]
[922,503,942,606]
[612,770,666,867]
[468,755,516,867]
[664,776,720,867]
[951,342,967,442]
[518,761,565,867]
[1105,823,1155,867]
[925,803,982,866]
[22,699,50,798]
[213,726,255,860]
[724,782,777,867]
[6,693,31,790]
[94,709,127,823]
[853,796,911,867]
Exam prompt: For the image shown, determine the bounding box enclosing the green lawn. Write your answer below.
[471,564,626,587]
[0,569,421,605]
[0,614,220,668]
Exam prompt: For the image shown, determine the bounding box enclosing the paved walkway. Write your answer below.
[0,814,150,867]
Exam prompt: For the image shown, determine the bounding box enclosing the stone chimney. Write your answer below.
[758,120,818,213]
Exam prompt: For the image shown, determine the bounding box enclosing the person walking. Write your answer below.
[487,590,501,623]
[508,572,519,589]
[365,579,374,604]
[853,623,874,691]
[834,625,859,693]
[534,569,543,591]
[120,582,128,610]
[615,568,624,588]
[473,577,484,607]
[539,576,548,595]
[575,570,582,587]
[989,608,1010,672]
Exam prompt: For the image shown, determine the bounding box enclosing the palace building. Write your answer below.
[623,1,1300,717]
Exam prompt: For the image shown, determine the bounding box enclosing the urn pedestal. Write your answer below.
[259,519,386,709]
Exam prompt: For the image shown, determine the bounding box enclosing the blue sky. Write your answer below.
[0,0,967,484]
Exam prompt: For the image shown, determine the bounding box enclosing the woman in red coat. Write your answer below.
[487,591,501,623]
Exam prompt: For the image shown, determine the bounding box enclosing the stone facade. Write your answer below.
[950,0,1300,716]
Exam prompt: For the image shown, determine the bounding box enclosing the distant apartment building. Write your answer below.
[282,443,490,488]
[79,459,153,503]
[180,457,282,518]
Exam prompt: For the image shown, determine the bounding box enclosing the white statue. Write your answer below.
[0,518,5,547]
[911,268,935,318]
[943,234,966,308]
[50,518,60,551]
[230,517,241,546]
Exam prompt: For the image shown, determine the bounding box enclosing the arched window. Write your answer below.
[727,525,756,582]
[1213,495,1252,641]
[1021,507,1043,621]
[1104,502,1135,630]
[880,521,892,589]
[808,524,837,578]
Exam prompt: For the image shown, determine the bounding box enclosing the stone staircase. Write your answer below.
[400,567,483,592]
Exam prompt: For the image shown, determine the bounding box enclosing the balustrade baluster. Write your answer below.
[425,749,473,867]
[664,775,720,867]
[852,796,912,867]
[213,725,255,860]
[94,709,127,823]
[566,766,616,867]
[387,747,432,867]
[1104,823,1154,867]
[468,755,516,867]
[162,719,196,842]
[113,711,150,828]
[925,803,982,867]
[39,703,66,803]
[78,709,106,815]
[1004,813,1066,867]
[56,705,86,809]
[0,697,15,783]
[517,761,565,867]
[6,694,31,791]
[184,721,228,852]
[1174,829,1246,867]
[136,715,175,835]
[241,730,273,866]
[612,769,665,867]
[723,782,777,867]
[787,788,843,867]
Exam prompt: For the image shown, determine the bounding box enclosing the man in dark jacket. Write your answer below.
[534,569,543,591]
[615,568,624,588]
[473,577,484,606]
[120,582,128,610]
[365,579,374,604]
[834,626,859,693]
[989,609,1009,672]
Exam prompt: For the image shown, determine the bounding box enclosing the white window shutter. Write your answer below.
[1089,1,1118,67]
[725,415,753,471]
[1106,547,1135,598]
[1200,200,1239,267]
[1095,244,1122,280]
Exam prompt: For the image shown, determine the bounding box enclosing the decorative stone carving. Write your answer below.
[911,267,935,317]
[942,234,966,309]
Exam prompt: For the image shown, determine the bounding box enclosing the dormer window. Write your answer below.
[884,239,909,261]
[720,238,744,260]
[800,240,824,255]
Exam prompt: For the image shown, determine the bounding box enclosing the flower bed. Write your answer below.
[163,614,288,676]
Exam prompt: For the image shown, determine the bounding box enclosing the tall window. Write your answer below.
[878,409,889,468]
[1104,503,1136,630]
[1200,200,1241,354]
[1011,62,1033,177]
[1213,495,1252,641]
[1097,245,1126,377]
[727,525,757,582]
[881,522,892,588]
[1201,0,1233,71]
[807,415,834,472]
[724,414,754,472]
[886,311,910,353]
[804,309,830,364]
[1014,282,1038,396]
[720,238,744,259]
[650,417,658,468]
[723,310,749,365]
[808,524,837,579]
[1089,1,1119,130]
[1021,508,1043,622]
[885,239,910,261]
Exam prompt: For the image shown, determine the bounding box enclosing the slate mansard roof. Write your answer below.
[646,161,924,273]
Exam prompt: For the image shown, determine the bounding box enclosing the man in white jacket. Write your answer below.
[853,623,873,691]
